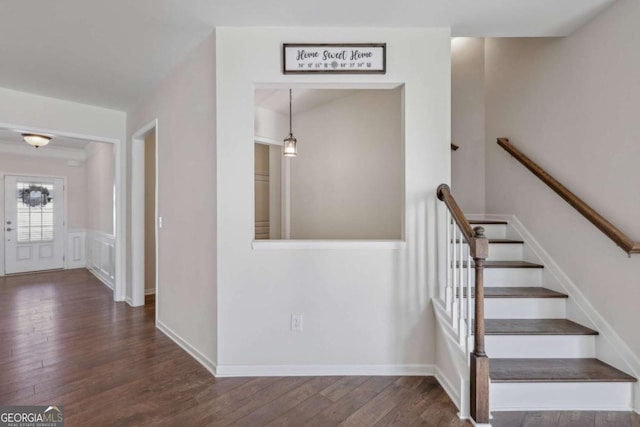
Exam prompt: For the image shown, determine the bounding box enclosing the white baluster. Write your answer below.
[458,228,465,345]
[451,222,458,326]
[467,251,473,361]
[444,211,451,306]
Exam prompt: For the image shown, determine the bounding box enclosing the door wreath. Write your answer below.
[19,185,52,208]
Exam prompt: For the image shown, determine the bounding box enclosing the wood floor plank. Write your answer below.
[374,377,443,426]
[198,376,313,426]
[2,270,638,427]
[558,411,596,427]
[306,377,397,427]
[233,376,340,427]
[264,393,335,427]
[595,411,632,427]
[319,375,370,402]
[339,383,414,426]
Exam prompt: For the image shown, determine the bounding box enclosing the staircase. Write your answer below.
[467,218,636,413]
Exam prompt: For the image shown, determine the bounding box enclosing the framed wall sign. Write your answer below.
[282,43,386,74]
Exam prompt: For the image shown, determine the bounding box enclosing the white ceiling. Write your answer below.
[0,0,616,110]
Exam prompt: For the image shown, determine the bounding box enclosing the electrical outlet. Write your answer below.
[290,314,303,332]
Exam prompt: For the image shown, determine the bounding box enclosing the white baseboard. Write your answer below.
[215,364,434,378]
[145,289,156,295]
[87,266,113,290]
[156,319,217,377]
[435,366,461,409]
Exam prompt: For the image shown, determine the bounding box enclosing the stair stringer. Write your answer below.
[484,213,640,413]
[433,299,471,420]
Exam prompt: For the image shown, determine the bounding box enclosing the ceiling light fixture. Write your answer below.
[22,133,52,148]
[283,89,297,157]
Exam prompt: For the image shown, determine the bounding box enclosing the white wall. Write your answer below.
[127,32,217,371]
[0,151,87,229]
[216,27,450,373]
[451,38,485,213]
[85,142,115,235]
[255,106,288,141]
[485,0,640,359]
[290,89,403,239]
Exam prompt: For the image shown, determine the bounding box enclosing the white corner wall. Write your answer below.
[451,37,485,213]
[216,27,450,374]
[127,32,218,372]
[485,0,640,360]
[290,89,403,240]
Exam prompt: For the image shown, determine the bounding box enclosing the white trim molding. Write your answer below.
[131,119,159,308]
[66,230,86,269]
[87,230,116,290]
[215,364,434,378]
[252,239,406,251]
[157,320,217,377]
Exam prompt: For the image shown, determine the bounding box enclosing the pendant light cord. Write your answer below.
[289,88,293,134]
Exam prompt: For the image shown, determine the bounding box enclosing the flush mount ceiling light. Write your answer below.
[283,89,297,157]
[22,133,52,148]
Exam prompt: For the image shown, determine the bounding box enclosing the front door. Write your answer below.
[4,176,65,274]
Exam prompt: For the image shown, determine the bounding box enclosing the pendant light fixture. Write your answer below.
[22,133,51,148]
[283,89,297,157]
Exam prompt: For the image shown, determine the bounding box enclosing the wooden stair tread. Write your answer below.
[460,287,568,299]
[460,260,544,268]
[468,219,508,225]
[484,319,598,335]
[455,238,524,244]
[491,358,637,383]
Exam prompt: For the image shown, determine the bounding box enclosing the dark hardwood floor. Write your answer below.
[1,269,639,426]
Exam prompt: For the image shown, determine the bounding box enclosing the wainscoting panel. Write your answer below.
[86,231,115,289]
[66,230,86,269]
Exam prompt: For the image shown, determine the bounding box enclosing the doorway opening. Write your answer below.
[0,126,122,298]
[131,119,158,311]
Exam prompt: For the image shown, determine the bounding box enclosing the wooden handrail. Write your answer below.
[437,184,474,246]
[497,138,640,255]
[437,184,490,424]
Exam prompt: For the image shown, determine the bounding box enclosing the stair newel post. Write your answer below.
[470,226,490,424]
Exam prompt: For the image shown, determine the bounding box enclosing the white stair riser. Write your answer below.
[486,243,524,261]
[472,224,507,239]
[476,268,543,286]
[483,335,596,358]
[484,298,566,318]
[491,382,633,411]
[455,243,523,261]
